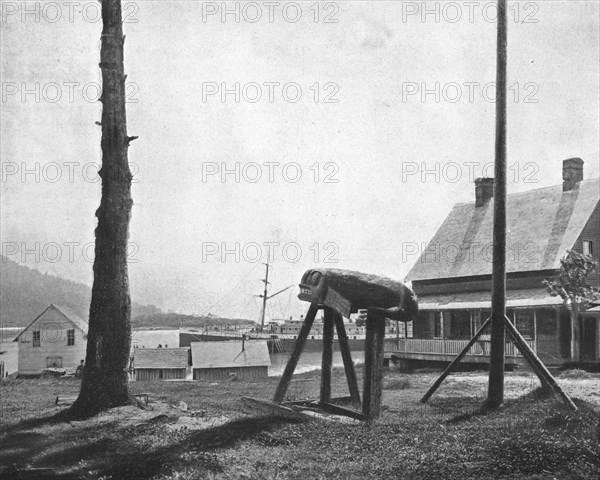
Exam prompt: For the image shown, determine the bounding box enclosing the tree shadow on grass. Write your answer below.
[1,412,299,480]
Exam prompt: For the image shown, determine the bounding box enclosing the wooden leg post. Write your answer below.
[334,312,361,406]
[273,303,318,403]
[421,317,492,403]
[503,316,577,411]
[362,310,386,420]
[320,308,335,405]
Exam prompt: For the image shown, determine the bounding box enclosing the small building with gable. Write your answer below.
[14,304,88,375]
[132,347,190,381]
[191,340,270,380]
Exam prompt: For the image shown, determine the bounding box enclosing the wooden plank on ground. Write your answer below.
[318,402,367,421]
[242,397,310,421]
[55,395,77,405]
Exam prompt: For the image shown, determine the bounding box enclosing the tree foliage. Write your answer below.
[543,250,600,308]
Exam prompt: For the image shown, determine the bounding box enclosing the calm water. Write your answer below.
[268,350,365,377]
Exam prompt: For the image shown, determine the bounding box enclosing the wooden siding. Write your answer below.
[193,366,268,381]
[17,308,87,375]
[573,203,600,287]
[135,368,186,381]
[0,342,19,378]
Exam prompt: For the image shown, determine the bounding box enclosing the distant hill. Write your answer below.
[0,256,161,326]
[0,256,255,329]
[132,312,256,330]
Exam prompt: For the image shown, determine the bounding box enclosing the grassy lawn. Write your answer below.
[1,368,599,479]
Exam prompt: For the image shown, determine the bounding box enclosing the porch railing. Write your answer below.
[385,338,536,358]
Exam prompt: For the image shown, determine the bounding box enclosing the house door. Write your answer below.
[580,317,598,361]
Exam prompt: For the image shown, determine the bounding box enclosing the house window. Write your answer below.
[583,240,593,257]
[67,329,75,346]
[515,310,535,340]
[33,331,41,347]
[537,308,557,336]
[449,311,471,340]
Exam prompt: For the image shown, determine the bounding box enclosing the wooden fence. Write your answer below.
[385,338,536,357]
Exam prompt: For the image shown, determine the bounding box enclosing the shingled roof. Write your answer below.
[191,341,270,369]
[406,178,599,282]
[133,348,189,369]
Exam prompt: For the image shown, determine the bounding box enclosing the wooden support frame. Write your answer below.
[270,301,392,421]
[333,311,361,406]
[320,308,335,404]
[503,316,576,410]
[421,315,577,411]
[421,317,492,403]
[273,303,318,403]
[362,309,387,419]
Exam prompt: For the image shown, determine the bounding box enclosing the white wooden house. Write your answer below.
[398,159,600,368]
[14,304,88,375]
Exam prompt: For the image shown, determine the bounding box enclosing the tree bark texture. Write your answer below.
[72,0,134,417]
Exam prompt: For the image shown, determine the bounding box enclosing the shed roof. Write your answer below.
[14,304,88,341]
[406,178,599,282]
[191,341,270,369]
[133,348,189,369]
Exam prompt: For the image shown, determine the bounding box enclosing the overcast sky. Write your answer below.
[2,0,599,321]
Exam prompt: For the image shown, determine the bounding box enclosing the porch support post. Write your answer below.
[273,303,318,403]
[362,309,386,419]
[421,317,491,403]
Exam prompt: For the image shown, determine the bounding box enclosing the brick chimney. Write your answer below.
[563,158,584,191]
[475,177,494,207]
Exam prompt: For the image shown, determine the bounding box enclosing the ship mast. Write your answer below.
[258,261,270,331]
[256,259,293,332]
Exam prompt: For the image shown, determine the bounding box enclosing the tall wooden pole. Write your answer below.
[487,0,508,409]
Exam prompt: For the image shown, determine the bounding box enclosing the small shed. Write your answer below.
[191,341,270,381]
[132,347,190,381]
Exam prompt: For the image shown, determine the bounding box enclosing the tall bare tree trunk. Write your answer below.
[72,0,135,417]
